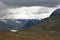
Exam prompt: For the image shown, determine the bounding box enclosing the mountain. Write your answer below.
[0,8,60,32]
[0,21,12,31]
[0,19,40,31]
[13,19,40,30]
[23,8,60,32]
[50,9,60,17]
[18,19,40,29]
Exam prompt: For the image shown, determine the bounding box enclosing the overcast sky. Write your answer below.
[0,0,60,19]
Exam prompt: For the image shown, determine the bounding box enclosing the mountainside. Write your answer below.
[0,19,40,31]
[23,9,60,32]
[0,21,12,31]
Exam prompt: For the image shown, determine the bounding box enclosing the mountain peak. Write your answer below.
[24,8,60,32]
[50,8,60,17]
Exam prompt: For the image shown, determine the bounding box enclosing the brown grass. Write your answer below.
[0,31,60,40]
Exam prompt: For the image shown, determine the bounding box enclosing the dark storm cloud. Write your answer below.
[1,0,60,7]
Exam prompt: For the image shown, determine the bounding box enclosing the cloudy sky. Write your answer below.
[0,0,60,19]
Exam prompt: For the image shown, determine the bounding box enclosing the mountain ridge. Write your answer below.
[22,8,60,32]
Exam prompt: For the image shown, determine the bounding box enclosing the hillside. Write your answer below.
[23,8,60,32]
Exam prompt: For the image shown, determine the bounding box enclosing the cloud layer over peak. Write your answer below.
[0,6,56,19]
[0,0,60,19]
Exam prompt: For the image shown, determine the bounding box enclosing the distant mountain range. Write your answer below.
[0,8,60,32]
[0,21,12,31]
[0,19,40,31]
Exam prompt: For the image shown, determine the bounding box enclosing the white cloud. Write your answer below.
[0,6,57,19]
[0,0,60,19]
